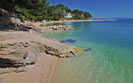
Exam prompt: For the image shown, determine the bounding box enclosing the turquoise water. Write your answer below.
[45,19,133,83]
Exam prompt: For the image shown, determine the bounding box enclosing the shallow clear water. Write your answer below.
[45,19,133,83]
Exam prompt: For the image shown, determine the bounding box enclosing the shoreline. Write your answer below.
[0,18,82,83]
[24,19,111,33]
[0,31,78,83]
[45,20,103,24]
[45,19,116,24]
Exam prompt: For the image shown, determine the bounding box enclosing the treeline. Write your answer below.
[0,0,92,21]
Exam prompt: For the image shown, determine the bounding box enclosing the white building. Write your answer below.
[64,12,72,19]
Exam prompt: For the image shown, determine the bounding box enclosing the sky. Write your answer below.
[48,0,133,18]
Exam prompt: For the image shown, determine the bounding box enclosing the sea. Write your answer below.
[45,19,133,83]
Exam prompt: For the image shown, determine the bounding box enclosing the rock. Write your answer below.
[48,25,72,31]
[60,39,77,43]
[42,20,46,23]
[0,8,9,16]
[11,18,22,24]
[0,16,12,30]
[0,32,78,74]
[21,23,41,32]
[84,48,92,52]
[0,17,33,31]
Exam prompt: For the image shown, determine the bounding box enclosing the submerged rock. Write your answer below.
[84,48,92,52]
[60,39,77,43]
[0,32,78,74]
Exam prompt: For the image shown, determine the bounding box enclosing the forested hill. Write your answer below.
[0,0,92,21]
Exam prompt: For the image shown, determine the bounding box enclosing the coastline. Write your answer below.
[23,19,112,33]
[0,18,115,83]
[0,18,85,83]
[45,20,105,24]
[0,18,105,83]
[45,19,116,24]
[0,19,79,83]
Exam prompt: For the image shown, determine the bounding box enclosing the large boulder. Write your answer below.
[0,8,9,16]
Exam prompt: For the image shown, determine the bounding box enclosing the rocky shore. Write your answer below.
[21,22,72,33]
[0,18,80,83]
[0,31,78,74]
[48,25,72,31]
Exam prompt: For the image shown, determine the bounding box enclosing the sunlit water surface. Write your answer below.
[45,19,133,83]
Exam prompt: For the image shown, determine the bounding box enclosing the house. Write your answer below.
[64,12,72,20]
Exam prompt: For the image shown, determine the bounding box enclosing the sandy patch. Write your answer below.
[0,54,57,83]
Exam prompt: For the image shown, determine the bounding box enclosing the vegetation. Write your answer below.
[72,9,92,20]
[0,0,92,21]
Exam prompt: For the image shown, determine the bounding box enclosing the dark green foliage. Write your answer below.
[46,5,64,20]
[0,0,92,21]
[72,9,92,20]
[15,0,50,21]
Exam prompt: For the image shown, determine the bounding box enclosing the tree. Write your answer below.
[15,0,50,21]
[72,9,92,20]
[0,0,92,21]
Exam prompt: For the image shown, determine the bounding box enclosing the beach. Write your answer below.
[0,19,79,83]
[0,19,116,83]
[0,0,132,83]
